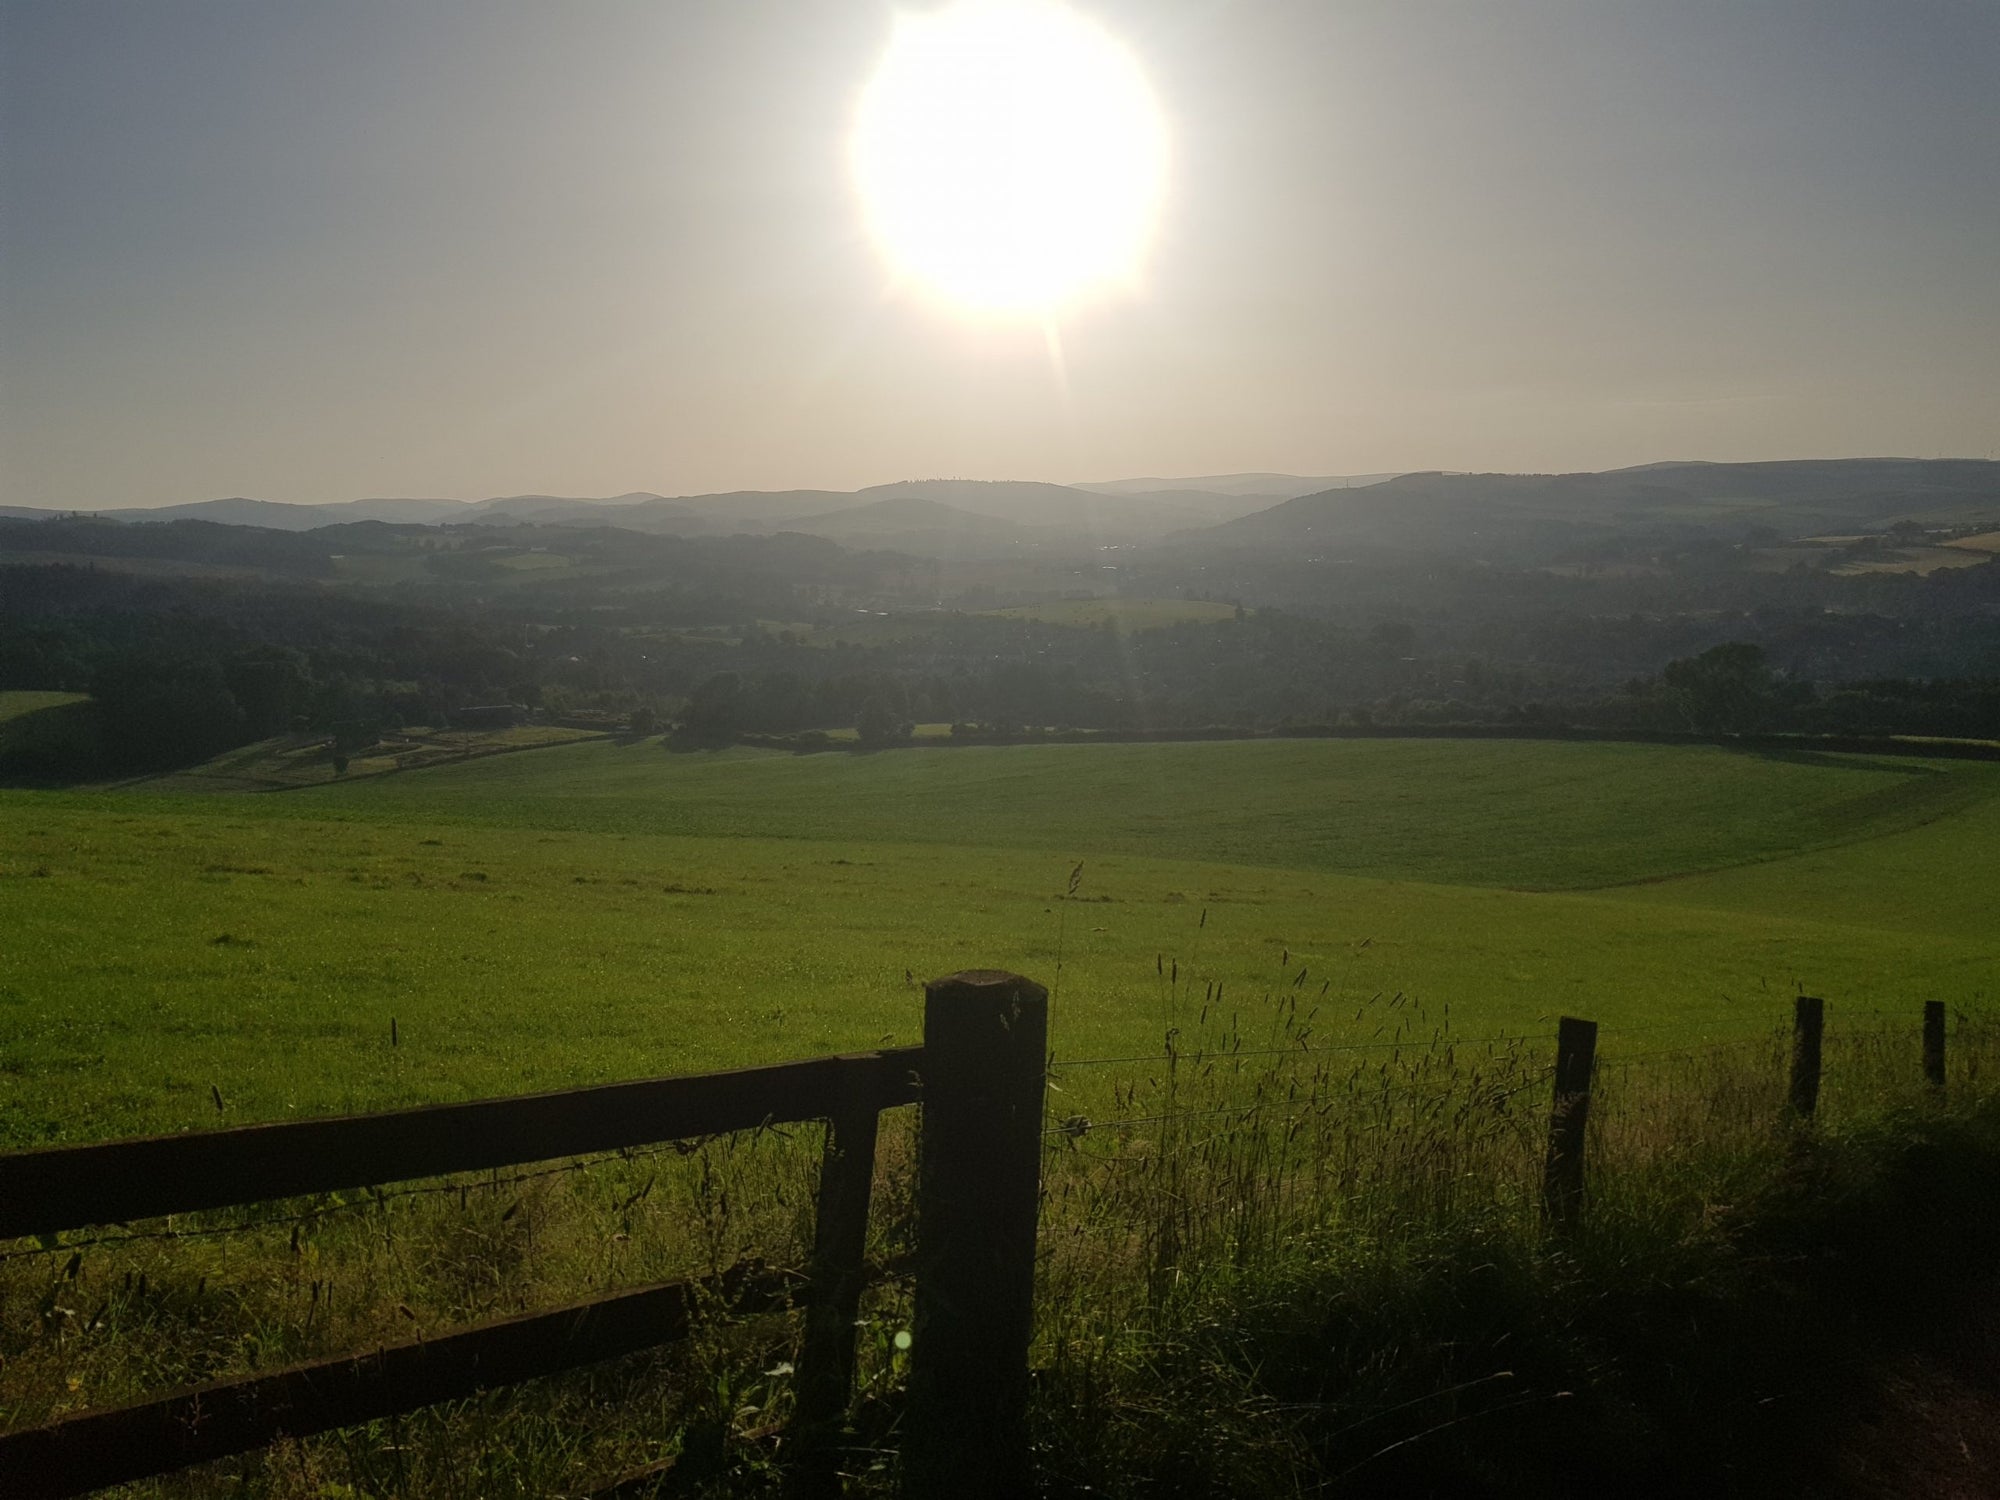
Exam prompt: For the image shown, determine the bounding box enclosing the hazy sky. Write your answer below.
[4,0,1996,508]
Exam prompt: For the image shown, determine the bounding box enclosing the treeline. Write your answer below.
[1130,545,2000,684]
[1582,643,2000,740]
[668,643,2000,746]
[0,556,929,775]
[1,568,548,774]
[0,516,337,577]
[6,539,1999,780]
[0,513,921,612]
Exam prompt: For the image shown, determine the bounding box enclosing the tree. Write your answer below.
[1661,642,1778,733]
[679,673,744,745]
[224,647,313,738]
[90,655,246,770]
[855,696,913,747]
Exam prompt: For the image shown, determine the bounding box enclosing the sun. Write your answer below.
[851,0,1169,317]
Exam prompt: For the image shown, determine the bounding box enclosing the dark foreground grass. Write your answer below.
[4,986,1996,1497]
[1028,999,2000,1499]
[1032,1107,2000,1499]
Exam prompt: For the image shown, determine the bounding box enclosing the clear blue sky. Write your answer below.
[3,0,1996,507]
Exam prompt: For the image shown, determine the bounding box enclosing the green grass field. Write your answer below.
[6,731,2000,1497]
[0,689,89,723]
[3,736,1995,1147]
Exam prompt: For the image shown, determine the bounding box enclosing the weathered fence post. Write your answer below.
[1541,1016,1597,1236]
[903,970,1048,1499]
[1923,1001,1947,1091]
[791,1057,885,1496]
[1789,996,1825,1119]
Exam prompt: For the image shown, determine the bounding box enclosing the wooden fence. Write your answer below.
[1542,996,1963,1232]
[0,970,1049,1500]
[0,979,1966,1496]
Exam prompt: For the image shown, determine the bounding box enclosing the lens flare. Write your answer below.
[851,0,1169,316]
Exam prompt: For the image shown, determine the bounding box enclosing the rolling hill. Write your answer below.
[12,460,1999,564]
[0,480,1246,544]
[777,495,1045,555]
[1190,459,2000,561]
[664,489,856,526]
[853,479,1220,537]
[1074,471,1401,500]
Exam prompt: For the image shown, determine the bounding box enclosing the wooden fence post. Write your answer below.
[1789,996,1824,1119]
[903,970,1048,1499]
[790,1056,885,1495]
[1923,1001,1947,1091]
[1541,1016,1597,1235]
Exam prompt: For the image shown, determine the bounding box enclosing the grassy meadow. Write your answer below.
[3,736,1997,1145]
[0,692,89,724]
[4,733,1999,1495]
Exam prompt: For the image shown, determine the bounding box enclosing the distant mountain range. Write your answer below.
[1072,472,1401,499]
[1,476,1327,556]
[5,491,700,532]
[8,461,1997,564]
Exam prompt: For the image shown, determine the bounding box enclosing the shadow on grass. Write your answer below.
[1033,1105,2000,1499]
[1728,744,1950,776]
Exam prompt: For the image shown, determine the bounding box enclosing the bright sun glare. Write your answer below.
[852,0,1169,317]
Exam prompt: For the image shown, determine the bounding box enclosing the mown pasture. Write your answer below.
[3,736,1995,1147]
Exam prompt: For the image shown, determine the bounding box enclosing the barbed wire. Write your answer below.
[1039,1013,1990,1138]
[14,1006,1985,1263]
[1050,1032,1547,1072]
[1597,1037,1778,1067]
[1045,1014,1937,1075]
[1042,1066,1558,1144]
[1044,1103,1268,1138]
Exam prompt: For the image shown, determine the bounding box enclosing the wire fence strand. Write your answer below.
[1050,1031,1549,1072]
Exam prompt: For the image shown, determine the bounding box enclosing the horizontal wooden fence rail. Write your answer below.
[1544,1000,1960,1235]
[0,1039,938,1499]
[0,1263,790,1500]
[0,983,1967,1498]
[0,1046,922,1241]
[0,972,1056,1500]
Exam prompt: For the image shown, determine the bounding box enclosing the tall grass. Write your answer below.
[3,958,1996,1496]
[0,1130,832,1496]
[1025,954,2000,1496]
